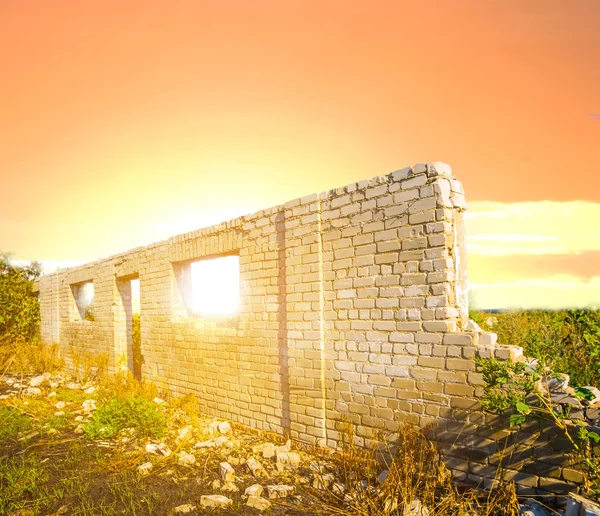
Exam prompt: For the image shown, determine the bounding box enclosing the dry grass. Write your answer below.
[0,340,62,376]
[297,423,521,516]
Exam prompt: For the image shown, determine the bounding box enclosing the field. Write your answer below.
[0,364,525,516]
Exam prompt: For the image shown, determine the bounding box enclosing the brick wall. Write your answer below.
[38,162,576,495]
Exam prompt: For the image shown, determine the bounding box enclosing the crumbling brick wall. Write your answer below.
[39,162,579,495]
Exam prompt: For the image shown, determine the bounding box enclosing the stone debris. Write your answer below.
[274,440,291,455]
[252,442,275,458]
[218,421,232,434]
[170,504,196,514]
[84,386,96,394]
[403,499,430,516]
[157,443,172,457]
[29,375,46,387]
[378,469,389,484]
[244,484,263,497]
[153,397,166,405]
[582,387,600,406]
[219,461,235,483]
[221,482,239,492]
[82,399,96,412]
[144,442,172,456]
[519,499,552,516]
[309,461,326,473]
[66,382,81,390]
[18,431,40,442]
[276,450,301,472]
[312,473,335,490]
[137,462,153,476]
[266,485,295,499]
[74,425,84,434]
[332,482,346,495]
[54,411,65,417]
[246,495,271,511]
[26,387,42,396]
[195,440,217,449]
[246,457,266,477]
[177,426,192,443]
[177,451,196,466]
[55,401,66,409]
[564,493,600,516]
[214,435,229,447]
[547,375,570,394]
[48,391,56,398]
[200,495,232,508]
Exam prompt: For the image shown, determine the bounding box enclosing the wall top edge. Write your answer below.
[39,162,455,279]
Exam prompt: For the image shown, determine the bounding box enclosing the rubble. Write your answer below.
[247,495,271,511]
[138,462,153,476]
[219,462,235,483]
[200,495,232,508]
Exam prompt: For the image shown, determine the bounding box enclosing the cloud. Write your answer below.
[466,201,600,256]
[470,275,600,310]
[587,114,600,119]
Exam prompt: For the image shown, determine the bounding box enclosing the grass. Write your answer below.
[297,423,521,516]
[0,455,50,514]
[0,405,31,440]
[470,308,600,387]
[84,395,167,440]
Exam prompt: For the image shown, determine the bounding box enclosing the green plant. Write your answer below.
[0,406,31,440]
[83,395,166,440]
[471,309,600,387]
[0,254,41,346]
[477,357,600,499]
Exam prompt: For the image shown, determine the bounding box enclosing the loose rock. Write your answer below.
[266,485,295,499]
[177,426,192,443]
[178,451,196,466]
[246,457,266,477]
[221,482,239,493]
[218,421,232,434]
[245,484,263,497]
[219,462,235,483]
[170,504,196,514]
[200,495,232,508]
[138,462,153,476]
[247,496,271,512]
[29,375,46,387]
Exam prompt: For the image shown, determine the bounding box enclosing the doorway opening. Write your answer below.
[117,276,143,380]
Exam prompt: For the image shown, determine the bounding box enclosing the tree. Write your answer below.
[0,254,41,345]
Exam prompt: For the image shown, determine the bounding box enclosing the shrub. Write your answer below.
[471,308,600,387]
[476,357,600,500]
[83,396,166,440]
[0,254,41,346]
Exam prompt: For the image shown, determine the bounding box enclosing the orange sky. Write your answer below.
[1,1,599,308]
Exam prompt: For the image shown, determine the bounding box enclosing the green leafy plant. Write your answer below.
[83,395,166,440]
[477,357,600,500]
[0,254,41,346]
[470,308,600,387]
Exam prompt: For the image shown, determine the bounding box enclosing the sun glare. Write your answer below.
[190,255,240,317]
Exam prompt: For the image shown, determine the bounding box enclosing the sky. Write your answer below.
[1,0,599,310]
